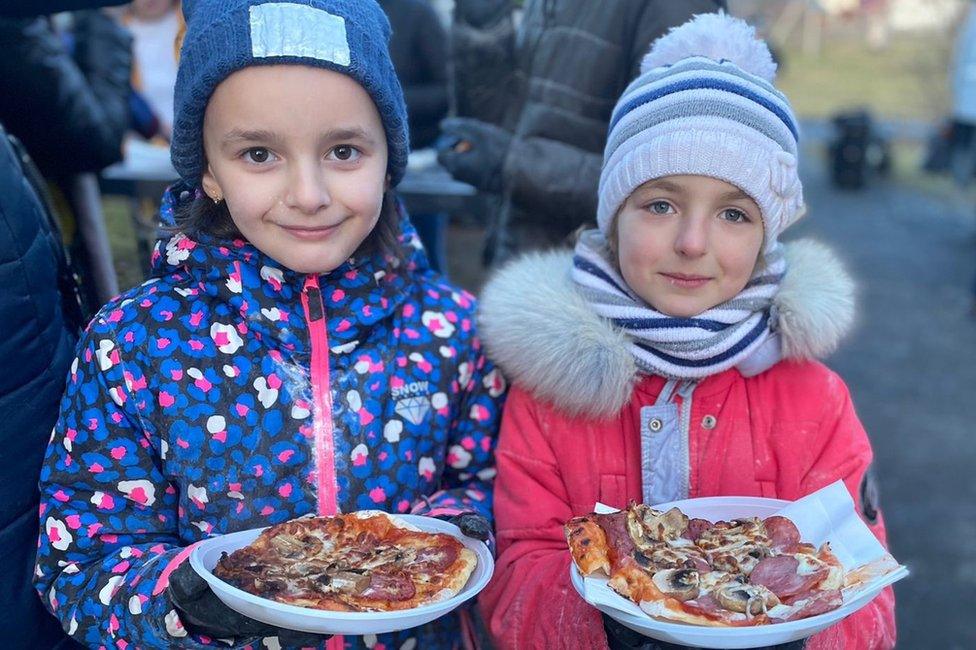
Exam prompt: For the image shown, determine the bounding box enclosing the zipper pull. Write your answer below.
[303,276,324,322]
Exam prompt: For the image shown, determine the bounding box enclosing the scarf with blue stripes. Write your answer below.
[571,229,786,380]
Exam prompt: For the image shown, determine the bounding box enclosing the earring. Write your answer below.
[211,194,223,205]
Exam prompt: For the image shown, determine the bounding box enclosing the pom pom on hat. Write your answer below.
[640,12,777,82]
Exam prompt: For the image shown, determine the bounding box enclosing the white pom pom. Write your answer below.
[641,12,777,82]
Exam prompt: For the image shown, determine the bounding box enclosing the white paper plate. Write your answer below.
[569,496,907,649]
[189,515,494,636]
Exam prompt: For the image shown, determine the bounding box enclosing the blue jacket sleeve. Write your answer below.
[411,335,506,525]
[34,314,230,649]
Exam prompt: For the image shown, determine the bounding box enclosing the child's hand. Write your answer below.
[168,560,332,645]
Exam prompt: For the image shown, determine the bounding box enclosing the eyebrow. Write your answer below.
[640,179,683,193]
[321,127,377,146]
[221,128,281,147]
[219,126,378,148]
[718,188,752,202]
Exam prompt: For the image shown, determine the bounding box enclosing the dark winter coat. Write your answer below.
[452,0,724,250]
[0,11,131,178]
[34,189,505,649]
[0,124,84,650]
[381,0,450,149]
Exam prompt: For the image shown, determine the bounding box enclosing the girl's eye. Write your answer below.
[721,208,750,223]
[243,148,274,164]
[647,200,674,215]
[329,145,361,162]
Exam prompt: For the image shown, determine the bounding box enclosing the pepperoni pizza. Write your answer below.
[214,511,478,612]
[566,503,850,626]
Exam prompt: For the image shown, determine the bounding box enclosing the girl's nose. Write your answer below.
[674,214,708,258]
[285,161,331,215]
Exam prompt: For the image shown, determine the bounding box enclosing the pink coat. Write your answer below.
[476,245,895,650]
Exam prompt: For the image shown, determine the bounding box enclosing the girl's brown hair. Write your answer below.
[172,191,405,263]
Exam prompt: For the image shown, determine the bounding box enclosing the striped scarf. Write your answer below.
[571,229,786,380]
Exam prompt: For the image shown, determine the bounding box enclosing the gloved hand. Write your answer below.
[454,0,513,27]
[168,560,333,646]
[436,117,511,194]
[603,613,806,650]
[448,512,492,541]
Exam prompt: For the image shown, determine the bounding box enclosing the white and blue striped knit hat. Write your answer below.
[597,13,804,248]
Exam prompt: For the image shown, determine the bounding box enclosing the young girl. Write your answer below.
[477,13,895,650]
[34,1,504,648]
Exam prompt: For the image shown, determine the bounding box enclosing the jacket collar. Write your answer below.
[477,239,855,420]
[149,186,427,353]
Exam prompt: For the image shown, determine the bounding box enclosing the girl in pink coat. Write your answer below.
[476,13,895,650]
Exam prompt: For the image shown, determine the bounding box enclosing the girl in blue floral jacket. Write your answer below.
[34,1,505,648]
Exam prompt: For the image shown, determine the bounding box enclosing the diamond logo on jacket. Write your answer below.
[392,380,431,425]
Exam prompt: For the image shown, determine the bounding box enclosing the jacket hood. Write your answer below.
[477,239,855,419]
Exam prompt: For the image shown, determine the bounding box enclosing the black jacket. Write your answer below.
[381,0,449,149]
[0,125,84,650]
[452,0,724,248]
[0,11,131,178]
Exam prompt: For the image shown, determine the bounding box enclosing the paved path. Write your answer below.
[790,146,976,649]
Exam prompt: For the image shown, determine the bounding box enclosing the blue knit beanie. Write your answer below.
[171,0,410,188]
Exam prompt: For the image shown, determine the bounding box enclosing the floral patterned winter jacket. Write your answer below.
[34,196,505,650]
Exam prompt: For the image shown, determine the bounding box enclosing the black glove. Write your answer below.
[454,0,513,27]
[436,117,511,194]
[449,512,492,541]
[168,560,332,646]
[603,613,806,650]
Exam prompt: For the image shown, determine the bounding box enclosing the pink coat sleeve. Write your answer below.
[477,388,608,649]
[802,369,897,650]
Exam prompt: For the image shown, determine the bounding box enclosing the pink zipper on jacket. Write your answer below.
[301,275,345,650]
[300,275,338,517]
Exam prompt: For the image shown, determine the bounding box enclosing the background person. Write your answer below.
[438,0,725,266]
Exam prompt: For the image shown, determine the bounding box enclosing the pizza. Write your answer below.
[213,511,478,612]
[566,503,852,626]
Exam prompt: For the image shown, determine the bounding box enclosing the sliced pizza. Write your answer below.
[214,511,478,612]
[565,503,848,627]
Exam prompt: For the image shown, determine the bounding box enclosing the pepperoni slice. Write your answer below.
[749,555,827,599]
[774,588,843,621]
[763,515,801,550]
[594,512,636,559]
[361,571,416,601]
[410,545,459,571]
[682,518,713,541]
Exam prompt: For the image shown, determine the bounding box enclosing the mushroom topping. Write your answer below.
[651,568,700,602]
[328,571,370,594]
[715,582,780,617]
[270,534,305,559]
[628,505,690,545]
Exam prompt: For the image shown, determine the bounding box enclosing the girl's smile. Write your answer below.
[659,272,712,289]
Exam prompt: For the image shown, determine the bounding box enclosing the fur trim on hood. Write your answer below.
[477,239,855,419]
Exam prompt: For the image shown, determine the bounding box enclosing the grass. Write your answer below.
[775,31,951,122]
